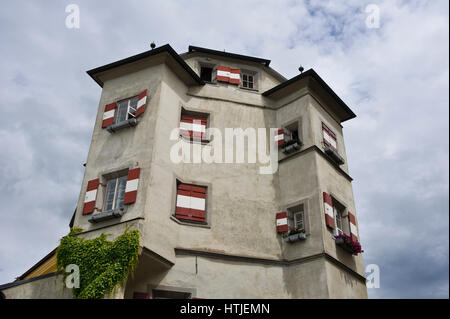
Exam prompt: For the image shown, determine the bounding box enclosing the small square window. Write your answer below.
[179,108,209,143]
[116,96,138,124]
[175,181,207,224]
[104,175,127,212]
[241,71,257,90]
[287,204,306,232]
[200,66,213,82]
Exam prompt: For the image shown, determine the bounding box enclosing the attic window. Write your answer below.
[200,66,213,82]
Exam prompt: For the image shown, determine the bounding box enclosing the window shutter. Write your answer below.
[323,192,335,229]
[217,65,230,83]
[133,292,150,299]
[176,184,206,222]
[102,103,117,128]
[124,168,140,205]
[275,129,284,146]
[276,211,288,233]
[348,211,358,242]
[135,89,148,117]
[83,178,100,215]
[229,68,240,85]
[322,123,337,149]
[180,115,207,141]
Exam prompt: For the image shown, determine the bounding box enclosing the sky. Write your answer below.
[0,0,448,298]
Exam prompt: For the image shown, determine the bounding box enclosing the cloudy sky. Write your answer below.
[0,0,448,298]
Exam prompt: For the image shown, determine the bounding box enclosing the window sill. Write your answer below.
[281,140,303,154]
[239,87,259,93]
[284,232,307,243]
[324,145,345,165]
[170,215,210,229]
[106,118,138,133]
[88,207,127,223]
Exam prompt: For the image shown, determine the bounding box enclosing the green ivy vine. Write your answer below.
[56,226,140,299]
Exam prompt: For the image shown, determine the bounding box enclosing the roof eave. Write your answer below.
[86,44,204,87]
[263,69,356,122]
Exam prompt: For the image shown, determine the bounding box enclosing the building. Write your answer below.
[0,44,367,299]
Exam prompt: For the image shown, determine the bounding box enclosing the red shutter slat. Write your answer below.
[82,178,100,215]
[102,103,116,128]
[124,168,140,204]
[135,90,148,117]
[323,192,335,229]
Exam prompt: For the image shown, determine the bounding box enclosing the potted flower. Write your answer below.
[335,234,364,255]
[283,228,307,243]
[281,139,302,154]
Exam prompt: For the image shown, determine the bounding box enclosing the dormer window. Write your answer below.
[200,66,213,82]
[241,70,257,90]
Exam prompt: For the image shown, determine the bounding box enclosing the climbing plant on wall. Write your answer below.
[56,226,140,299]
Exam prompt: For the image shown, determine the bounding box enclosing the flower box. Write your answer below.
[335,234,364,255]
[281,139,303,154]
[284,232,307,243]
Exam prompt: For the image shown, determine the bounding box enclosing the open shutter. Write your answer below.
[217,65,230,83]
[276,211,288,233]
[180,115,207,141]
[176,184,206,222]
[102,103,117,128]
[348,211,358,242]
[275,129,285,146]
[229,68,240,85]
[133,292,150,299]
[322,123,337,149]
[135,89,148,117]
[124,168,140,204]
[323,192,335,229]
[83,178,99,215]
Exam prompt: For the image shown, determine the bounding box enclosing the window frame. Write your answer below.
[329,196,349,237]
[115,96,138,124]
[103,175,127,212]
[179,107,210,144]
[240,70,258,91]
[284,200,310,235]
[199,62,217,83]
[173,180,209,226]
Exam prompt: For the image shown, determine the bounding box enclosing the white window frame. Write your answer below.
[241,71,257,90]
[293,210,305,232]
[333,205,344,236]
[116,97,138,123]
[104,175,127,212]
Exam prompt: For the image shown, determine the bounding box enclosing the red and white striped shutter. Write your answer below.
[323,192,335,229]
[348,211,358,242]
[216,65,230,83]
[176,184,206,222]
[322,123,337,149]
[180,115,207,141]
[276,211,288,233]
[229,68,240,85]
[133,292,150,299]
[123,168,140,205]
[102,103,117,128]
[275,129,284,146]
[83,178,100,215]
[135,89,148,117]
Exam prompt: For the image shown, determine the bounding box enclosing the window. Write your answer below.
[284,121,300,142]
[200,66,213,82]
[287,204,306,232]
[175,182,207,224]
[179,108,209,142]
[104,175,127,211]
[332,199,346,236]
[322,122,337,149]
[241,71,257,90]
[116,97,138,123]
